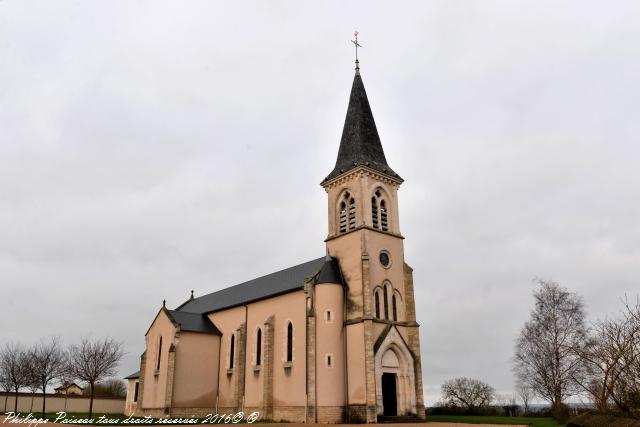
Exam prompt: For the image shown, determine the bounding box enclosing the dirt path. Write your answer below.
[47,422,529,427]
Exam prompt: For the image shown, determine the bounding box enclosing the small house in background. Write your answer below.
[124,371,140,415]
[54,382,85,396]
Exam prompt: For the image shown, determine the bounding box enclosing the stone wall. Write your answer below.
[0,392,125,414]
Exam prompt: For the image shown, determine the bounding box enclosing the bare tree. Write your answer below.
[23,348,40,412]
[572,316,637,412]
[618,297,640,411]
[514,279,587,408]
[516,382,533,415]
[56,354,76,412]
[68,337,124,418]
[1,370,12,412]
[31,337,66,417]
[0,342,30,412]
[441,377,495,411]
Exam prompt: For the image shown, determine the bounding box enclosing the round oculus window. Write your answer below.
[379,251,391,268]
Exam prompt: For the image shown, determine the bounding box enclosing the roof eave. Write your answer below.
[321,164,404,187]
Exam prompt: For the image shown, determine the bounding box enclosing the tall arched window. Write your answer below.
[339,191,356,233]
[156,336,162,370]
[256,328,262,366]
[392,294,398,321]
[383,284,389,320]
[372,188,389,231]
[229,334,235,369]
[286,322,293,362]
[374,290,381,319]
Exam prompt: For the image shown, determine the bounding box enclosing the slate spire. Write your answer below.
[323,67,401,183]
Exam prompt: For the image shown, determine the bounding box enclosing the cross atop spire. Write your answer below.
[351,31,362,73]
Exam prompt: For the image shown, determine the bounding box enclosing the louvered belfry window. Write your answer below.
[339,201,347,233]
[372,189,389,232]
[380,200,388,231]
[339,191,356,233]
[348,197,356,229]
[371,197,379,229]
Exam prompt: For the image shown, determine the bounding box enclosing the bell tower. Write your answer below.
[321,62,425,422]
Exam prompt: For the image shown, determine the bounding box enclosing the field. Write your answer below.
[427,415,564,427]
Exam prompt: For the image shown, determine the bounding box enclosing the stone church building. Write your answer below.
[125,62,425,423]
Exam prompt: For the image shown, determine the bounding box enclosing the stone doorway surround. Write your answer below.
[374,326,417,417]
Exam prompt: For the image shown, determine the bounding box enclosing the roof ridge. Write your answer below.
[176,256,328,314]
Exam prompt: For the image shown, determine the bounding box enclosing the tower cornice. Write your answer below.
[320,164,403,190]
[324,224,405,243]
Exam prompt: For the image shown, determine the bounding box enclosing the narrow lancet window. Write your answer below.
[256,329,262,366]
[229,334,235,369]
[383,285,389,320]
[156,336,162,370]
[375,291,381,319]
[286,322,293,362]
[392,294,398,321]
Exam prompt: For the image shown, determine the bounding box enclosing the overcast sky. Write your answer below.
[1,1,639,405]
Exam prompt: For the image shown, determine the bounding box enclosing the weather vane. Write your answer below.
[351,31,362,64]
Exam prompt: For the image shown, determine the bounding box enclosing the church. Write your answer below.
[124,60,426,423]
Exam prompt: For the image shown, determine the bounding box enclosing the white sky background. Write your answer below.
[1,1,639,405]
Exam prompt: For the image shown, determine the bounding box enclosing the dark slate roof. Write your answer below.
[316,256,344,285]
[323,70,401,183]
[166,310,221,335]
[124,371,140,380]
[177,257,334,314]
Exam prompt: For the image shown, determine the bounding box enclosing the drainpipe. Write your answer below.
[343,284,349,422]
[216,329,221,415]
[243,304,248,412]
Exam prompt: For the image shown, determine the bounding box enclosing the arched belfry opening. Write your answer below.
[338,191,356,233]
[371,188,389,232]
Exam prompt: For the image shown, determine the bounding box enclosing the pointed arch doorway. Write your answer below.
[381,372,397,416]
[374,327,417,417]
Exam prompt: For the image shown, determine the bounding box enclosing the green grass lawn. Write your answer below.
[427,415,564,427]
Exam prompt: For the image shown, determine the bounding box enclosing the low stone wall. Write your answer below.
[0,392,125,414]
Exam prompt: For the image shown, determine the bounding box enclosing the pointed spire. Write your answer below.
[323,69,401,183]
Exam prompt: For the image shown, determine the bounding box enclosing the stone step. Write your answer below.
[377,415,425,423]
